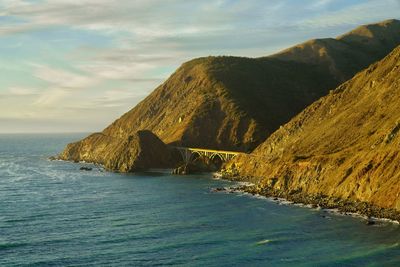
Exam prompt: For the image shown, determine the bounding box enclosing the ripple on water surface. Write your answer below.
[0,134,399,266]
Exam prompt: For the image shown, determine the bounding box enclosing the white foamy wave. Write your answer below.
[237,181,255,187]
[293,203,315,209]
[319,209,400,225]
[256,239,271,245]
[212,172,222,179]
[272,198,293,205]
[370,217,400,225]
[242,193,267,200]
[0,158,33,181]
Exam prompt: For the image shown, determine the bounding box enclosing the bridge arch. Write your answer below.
[175,147,241,164]
[210,153,224,162]
[189,150,202,162]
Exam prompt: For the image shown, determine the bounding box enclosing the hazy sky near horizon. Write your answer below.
[0,0,399,133]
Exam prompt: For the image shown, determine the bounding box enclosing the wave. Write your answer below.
[0,242,29,250]
[255,239,271,245]
[236,181,255,186]
[225,188,400,225]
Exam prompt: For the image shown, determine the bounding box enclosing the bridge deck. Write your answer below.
[174,146,242,163]
[181,147,241,155]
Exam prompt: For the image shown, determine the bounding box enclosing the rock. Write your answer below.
[60,130,180,172]
[211,187,226,192]
[172,165,190,175]
[172,156,220,175]
[213,172,222,178]
[232,44,400,213]
[366,218,376,226]
[235,184,400,222]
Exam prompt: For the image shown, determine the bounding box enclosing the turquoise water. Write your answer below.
[0,134,399,267]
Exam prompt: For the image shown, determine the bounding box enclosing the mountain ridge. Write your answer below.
[59,19,400,172]
[224,44,400,212]
[271,19,400,81]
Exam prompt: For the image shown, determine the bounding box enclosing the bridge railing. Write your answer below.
[173,146,242,163]
[176,147,240,155]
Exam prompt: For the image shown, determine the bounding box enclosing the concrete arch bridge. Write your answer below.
[175,147,241,164]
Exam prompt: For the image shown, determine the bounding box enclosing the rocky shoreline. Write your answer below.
[213,183,400,224]
[51,154,400,224]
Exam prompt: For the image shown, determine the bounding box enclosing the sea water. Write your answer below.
[0,134,399,266]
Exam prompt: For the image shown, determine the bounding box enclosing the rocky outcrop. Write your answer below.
[172,155,221,175]
[60,19,400,172]
[222,184,400,222]
[59,130,179,172]
[226,45,400,212]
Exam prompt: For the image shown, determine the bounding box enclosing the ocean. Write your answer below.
[0,134,399,266]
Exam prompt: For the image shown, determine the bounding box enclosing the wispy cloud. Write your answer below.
[0,0,399,132]
[32,64,98,89]
[301,0,400,29]
[33,88,68,107]
[4,86,38,96]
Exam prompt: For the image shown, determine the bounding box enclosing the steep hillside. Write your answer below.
[60,130,178,172]
[103,56,337,151]
[60,19,400,172]
[227,45,400,212]
[103,19,400,151]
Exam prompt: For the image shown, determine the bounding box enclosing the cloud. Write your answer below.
[2,0,399,41]
[33,88,68,107]
[0,1,343,38]
[1,0,215,36]
[1,0,399,132]
[32,64,98,89]
[301,0,400,29]
[78,61,154,80]
[0,86,39,96]
[2,0,398,59]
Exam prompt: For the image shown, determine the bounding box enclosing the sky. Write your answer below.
[0,0,399,133]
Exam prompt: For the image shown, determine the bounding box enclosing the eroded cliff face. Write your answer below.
[59,130,178,172]
[60,19,400,172]
[227,45,400,211]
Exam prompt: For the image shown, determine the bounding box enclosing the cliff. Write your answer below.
[226,45,400,212]
[60,130,178,172]
[60,19,400,172]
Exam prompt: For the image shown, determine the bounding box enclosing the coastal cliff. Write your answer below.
[224,45,400,215]
[60,19,400,172]
[60,130,178,172]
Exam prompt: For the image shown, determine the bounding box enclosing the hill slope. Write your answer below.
[227,44,400,212]
[61,130,178,172]
[272,19,400,81]
[60,19,400,172]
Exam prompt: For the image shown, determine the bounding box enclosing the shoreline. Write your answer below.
[213,182,400,225]
[48,158,400,224]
